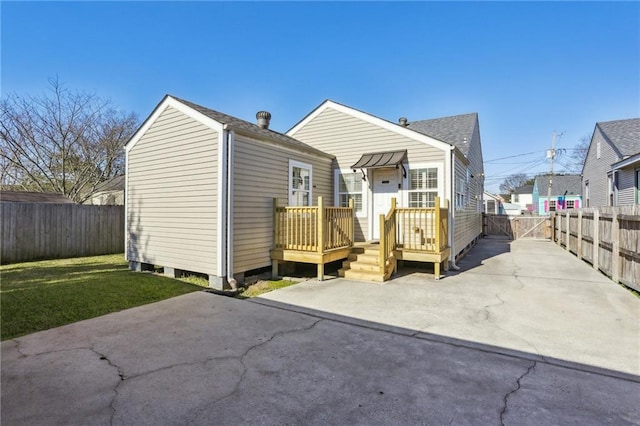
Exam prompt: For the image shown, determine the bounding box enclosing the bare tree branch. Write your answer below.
[0,78,139,201]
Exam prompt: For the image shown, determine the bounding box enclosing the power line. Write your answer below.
[484,151,543,163]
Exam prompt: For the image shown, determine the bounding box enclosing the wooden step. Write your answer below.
[338,268,385,282]
[348,253,379,264]
[342,260,381,272]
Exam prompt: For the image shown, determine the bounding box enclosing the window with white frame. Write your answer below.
[456,176,466,209]
[409,167,438,207]
[336,171,364,213]
[289,160,312,206]
[566,200,575,209]
[549,199,556,212]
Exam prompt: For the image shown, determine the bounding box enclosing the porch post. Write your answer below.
[317,196,324,281]
[435,196,441,251]
[349,198,355,246]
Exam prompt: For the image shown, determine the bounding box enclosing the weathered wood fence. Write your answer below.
[1,203,125,264]
[553,206,639,291]
[483,214,552,240]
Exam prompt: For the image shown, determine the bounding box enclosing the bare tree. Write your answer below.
[567,134,591,173]
[0,78,138,202]
[499,173,533,196]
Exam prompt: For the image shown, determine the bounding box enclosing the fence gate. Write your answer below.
[483,214,551,240]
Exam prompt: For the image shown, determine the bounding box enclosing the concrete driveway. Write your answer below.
[260,239,640,377]
[2,239,639,425]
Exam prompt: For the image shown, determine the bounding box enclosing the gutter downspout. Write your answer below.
[449,147,460,271]
[217,129,228,286]
[226,128,237,290]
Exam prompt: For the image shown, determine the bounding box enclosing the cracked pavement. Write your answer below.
[2,240,639,425]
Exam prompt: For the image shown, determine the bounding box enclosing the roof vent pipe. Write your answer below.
[256,111,272,129]
[398,117,408,127]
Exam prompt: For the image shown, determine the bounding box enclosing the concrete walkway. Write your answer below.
[2,239,639,425]
[260,239,640,377]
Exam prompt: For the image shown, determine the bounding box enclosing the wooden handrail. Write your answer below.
[380,198,397,274]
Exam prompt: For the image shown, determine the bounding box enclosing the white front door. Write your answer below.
[372,168,400,240]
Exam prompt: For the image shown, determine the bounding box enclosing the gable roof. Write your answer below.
[127,95,332,159]
[93,175,125,193]
[597,118,640,157]
[513,185,533,195]
[534,175,581,197]
[287,100,455,154]
[407,113,478,156]
[0,191,75,204]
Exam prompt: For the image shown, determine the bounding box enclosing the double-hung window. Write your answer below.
[289,160,312,206]
[408,167,438,207]
[336,171,364,213]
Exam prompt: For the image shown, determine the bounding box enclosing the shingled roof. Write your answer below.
[171,96,333,159]
[407,113,478,156]
[0,191,75,204]
[93,175,125,192]
[534,175,581,197]
[597,118,640,157]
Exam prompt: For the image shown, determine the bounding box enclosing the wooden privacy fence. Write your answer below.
[483,214,552,240]
[273,197,354,252]
[553,206,639,291]
[1,203,125,264]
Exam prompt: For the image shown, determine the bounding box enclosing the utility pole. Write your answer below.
[546,131,563,214]
[546,132,556,213]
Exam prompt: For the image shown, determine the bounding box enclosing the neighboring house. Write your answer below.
[483,191,504,214]
[84,175,125,205]
[502,203,522,216]
[0,191,75,204]
[511,185,533,212]
[581,118,640,207]
[532,175,582,215]
[126,95,484,288]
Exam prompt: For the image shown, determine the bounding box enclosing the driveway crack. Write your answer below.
[185,318,323,424]
[90,347,125,426]
[500,361,536,425]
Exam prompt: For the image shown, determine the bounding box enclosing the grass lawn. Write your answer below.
[0,254,203,341]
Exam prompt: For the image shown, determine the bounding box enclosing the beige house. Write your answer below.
[126,96,484,288]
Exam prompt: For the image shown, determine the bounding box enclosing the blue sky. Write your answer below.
[2,1,639,192]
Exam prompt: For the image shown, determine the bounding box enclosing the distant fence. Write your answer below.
[1,203,124,264]
[483,214,552,240]
[553,206,639,291]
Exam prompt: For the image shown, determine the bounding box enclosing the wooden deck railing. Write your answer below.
[379,197,449,276]
[395,197,448,252]
[273,196,354,253]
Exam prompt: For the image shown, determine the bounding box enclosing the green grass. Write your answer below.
[0,254,202,341]
[238,279,298,298]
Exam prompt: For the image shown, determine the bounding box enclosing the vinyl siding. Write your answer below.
[617,167,636,205]
[291,107,446,241]
[127,105,218,275]
[453,155,482,255]
[452,121,483,256]
[232,134,333,274]
[292,107,446,168]
[582,126,621,207]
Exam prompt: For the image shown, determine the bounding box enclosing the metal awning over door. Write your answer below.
[351,150,407,170]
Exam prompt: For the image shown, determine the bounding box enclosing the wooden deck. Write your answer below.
[271,196,450,282]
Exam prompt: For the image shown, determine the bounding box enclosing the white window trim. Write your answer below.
[289,160,313,206]
[334,169,367,217]
[402,162,445,208]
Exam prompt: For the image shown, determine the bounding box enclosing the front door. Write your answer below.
[372,168,400,240]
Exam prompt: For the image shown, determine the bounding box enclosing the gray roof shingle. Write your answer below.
[597,118,640,157]
[407,113,478,156]
[534,175,581,197]
[171,96,333,159]
[93,175,125,193]
[0,191,75,203]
